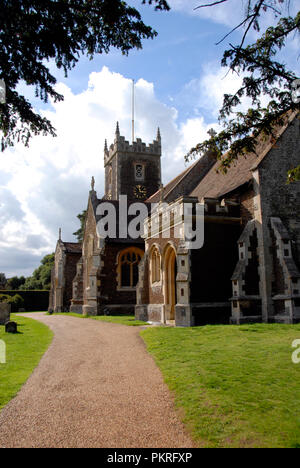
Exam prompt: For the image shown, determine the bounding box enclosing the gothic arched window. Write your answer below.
[117,247,144,289]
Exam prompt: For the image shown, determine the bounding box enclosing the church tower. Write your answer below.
[104,123,161,202]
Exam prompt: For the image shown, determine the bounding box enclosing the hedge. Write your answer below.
[0,293,24,312]
[0,290,49,312]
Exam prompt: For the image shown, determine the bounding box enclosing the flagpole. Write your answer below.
[132,79,135,143]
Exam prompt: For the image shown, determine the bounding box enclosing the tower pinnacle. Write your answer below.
[115,121,120,137]
[157,127,161,142]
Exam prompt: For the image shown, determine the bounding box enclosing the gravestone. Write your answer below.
[0,303,10,325]
[5,321,18,334]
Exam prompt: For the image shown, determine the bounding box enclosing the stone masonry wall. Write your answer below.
[82,195,98,305]
[240,188,255,224]
[63,252,81,309]
[258,116,300,264]
[147,231,181,306]
[99,241,145,312]
[255,114,300,319]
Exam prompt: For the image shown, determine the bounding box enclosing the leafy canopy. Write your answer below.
[20,253,55,290]
[6,276,26,290]
[0,272,7,289]
[0,0,170,151]
[73,210,87,243]
[186,0,300,180]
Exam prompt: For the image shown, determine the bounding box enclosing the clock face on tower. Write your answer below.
[133,184,147,199]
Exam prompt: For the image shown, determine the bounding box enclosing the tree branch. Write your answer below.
[194,0,228,10]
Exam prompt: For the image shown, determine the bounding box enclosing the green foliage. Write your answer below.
[20,253,54,290]
[0,0,170,150]
[6,276,26,290]
[73,210,87,242]
[0,293,24,312]
[1,290,49,311]
[288,165,300,182]
[142,323,300,448]
[0,294,10,302]
[187,1,300,179]
[0,272,7,289]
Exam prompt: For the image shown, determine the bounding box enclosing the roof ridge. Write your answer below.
[146,158,199,203]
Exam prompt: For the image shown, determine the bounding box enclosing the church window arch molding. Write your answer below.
[116,247,144,289]
[162,242,177,321]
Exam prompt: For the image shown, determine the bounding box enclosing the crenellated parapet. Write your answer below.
[104,123,161,166]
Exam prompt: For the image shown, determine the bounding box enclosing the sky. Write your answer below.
[0,0,299,277]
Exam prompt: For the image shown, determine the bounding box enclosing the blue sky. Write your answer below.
[0,0,299,277]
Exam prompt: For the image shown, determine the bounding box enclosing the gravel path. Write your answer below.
[0,313,194,448]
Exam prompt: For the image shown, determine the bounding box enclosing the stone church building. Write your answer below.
[49,112,300,326]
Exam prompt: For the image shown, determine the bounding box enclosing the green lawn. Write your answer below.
[0,314,53,411]
[50,312,149,327]
[141,323,300,448]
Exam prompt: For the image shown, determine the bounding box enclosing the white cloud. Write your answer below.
[168,0,245,27]
[1,67,208,276]
[178,61,272,122]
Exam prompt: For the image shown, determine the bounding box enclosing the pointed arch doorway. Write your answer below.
[163,245,177,324]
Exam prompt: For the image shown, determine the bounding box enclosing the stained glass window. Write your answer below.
[119,248,143,288]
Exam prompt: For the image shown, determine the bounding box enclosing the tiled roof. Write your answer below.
[146,162,197,203]
[147,111,298,204]
[190,111,298,200]
[146,155,216,204]
[63,242,82,253]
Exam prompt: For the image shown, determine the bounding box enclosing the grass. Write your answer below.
[16,310,48,313]
[141,323,300,448]
[0,314,53,411]
[49,312,149,327]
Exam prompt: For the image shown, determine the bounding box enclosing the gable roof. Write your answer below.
[191,111,298,200]
[147,111,298,204]
[146,160,197,203]
[63,242,82,254]
[189,151,259,200]
[146,153,216,204]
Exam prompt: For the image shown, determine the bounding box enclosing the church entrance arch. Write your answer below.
[163,245,177,323]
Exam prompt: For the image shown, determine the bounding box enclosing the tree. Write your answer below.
[186,1,300,180]
[0,0,170,151]
[0,273,7,289]
[20,253,54,290]
[6,276,26,290]
[73,210,87,243]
